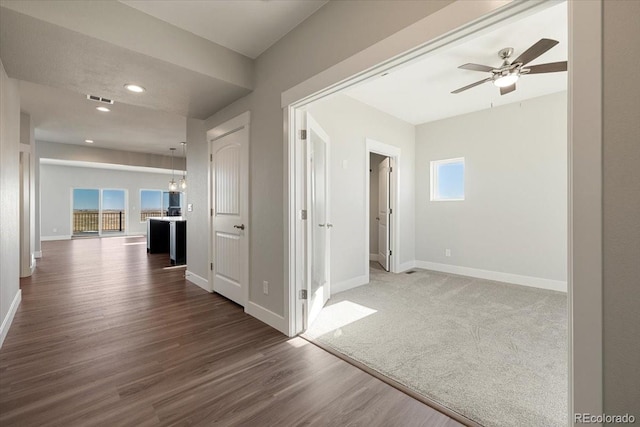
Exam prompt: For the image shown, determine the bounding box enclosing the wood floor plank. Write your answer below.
[0,237,461,426]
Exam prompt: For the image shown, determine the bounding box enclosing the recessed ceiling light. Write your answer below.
[85,139,94,143]
[124,84,145,93]
[96,106,110,112]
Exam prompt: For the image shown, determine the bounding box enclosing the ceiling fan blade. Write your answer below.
[500,83,516,96]
[458,63,495,72]
[451,77,492,94]
[526,61,568,74]
[512,38,559,66]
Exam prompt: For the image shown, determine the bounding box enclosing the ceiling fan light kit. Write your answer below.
[494,73,519,88]
[452,38,567,96]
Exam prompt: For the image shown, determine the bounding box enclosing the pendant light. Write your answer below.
[179,142,187,190]
[169,147,178,191]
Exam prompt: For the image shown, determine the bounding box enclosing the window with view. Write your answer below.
[430,157,465,201]
[140,190,183,221]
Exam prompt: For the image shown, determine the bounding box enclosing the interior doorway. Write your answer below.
[369,153,389,270]
[365,139,401,281]
[208,112,250,308]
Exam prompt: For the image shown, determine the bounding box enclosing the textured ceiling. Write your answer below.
[20,81,186,156]
[345,2,568,125]
[0,7,251,120]
[120,0,328,59]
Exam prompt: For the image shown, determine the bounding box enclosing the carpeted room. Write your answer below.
[302,3,569,426]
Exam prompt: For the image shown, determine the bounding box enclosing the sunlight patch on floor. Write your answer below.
[286,337,310,348]
[307,300,377,338]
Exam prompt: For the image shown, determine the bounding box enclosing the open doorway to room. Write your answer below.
[292,2,569,426]
[369,152,390,271]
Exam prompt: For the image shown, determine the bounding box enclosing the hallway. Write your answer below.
[0,236,459,426]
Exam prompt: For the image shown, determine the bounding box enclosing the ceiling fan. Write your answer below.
[451,38,567,96]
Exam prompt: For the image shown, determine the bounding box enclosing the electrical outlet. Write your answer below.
[187,203,193,212]
[445,249,451,257]
[263,281,269,295]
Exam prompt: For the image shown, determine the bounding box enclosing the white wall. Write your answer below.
[40,164,176,239]
[369,153,386,256]
[415,92,567,287]
[191,1,453,324]
[307,94,415,288]
[0,58,22,347]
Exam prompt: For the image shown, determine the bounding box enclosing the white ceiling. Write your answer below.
[120,0,329,59]
[345,2,568,125]
[20,81,186,156]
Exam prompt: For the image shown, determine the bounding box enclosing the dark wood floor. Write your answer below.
[0,236,460,426]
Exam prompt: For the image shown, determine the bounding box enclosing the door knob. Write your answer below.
[318,224,325,227]
[234,224,245,230]
[326,223,333,228]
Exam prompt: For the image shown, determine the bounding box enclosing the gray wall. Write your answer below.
[369,153,387,255]
[307,94,415,284]
[40,163,176,239]
[0,58,21,344]
[415,92,567,283]
[189,1,452,316]
[603,0,640,419]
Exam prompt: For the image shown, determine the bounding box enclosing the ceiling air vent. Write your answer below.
[86,94,114,104]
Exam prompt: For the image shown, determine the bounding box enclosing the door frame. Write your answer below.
[285,0,603,423]
[207,111,251,307]
[365,139,400,280]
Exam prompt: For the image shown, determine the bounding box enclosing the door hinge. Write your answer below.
[210,208,214,216]
[390,208,393,214]
[299,289,308,300]
[300,129,307,140]
[389,250,393,256]
[300,209,307,220]
[390,166,393,172]
[210,262,213,271]
[210,154,213,162]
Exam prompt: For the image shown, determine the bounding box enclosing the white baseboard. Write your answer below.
[333,274,369,294]
[41,235,71,241]
[34,251,42,258]
[369,253,378,261]
[0,290,22,349]
[245,301,287,335]
[398,260,416,273]
[414,261,567,292]
[185,270,211,292]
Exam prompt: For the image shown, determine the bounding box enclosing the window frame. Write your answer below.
[430,157,465,202]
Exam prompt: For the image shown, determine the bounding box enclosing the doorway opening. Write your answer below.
[288,1,573,426]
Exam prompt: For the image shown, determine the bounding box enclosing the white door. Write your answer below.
[377,157,391,271]
[211,125,249,306]
[306,114,331,328]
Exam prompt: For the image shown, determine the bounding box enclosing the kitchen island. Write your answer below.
[147,217,186,265]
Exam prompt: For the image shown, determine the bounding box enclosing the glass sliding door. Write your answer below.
[101,189,126,234]
[72,189,100,236]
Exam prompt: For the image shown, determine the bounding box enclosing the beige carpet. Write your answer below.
[304,263,567,427]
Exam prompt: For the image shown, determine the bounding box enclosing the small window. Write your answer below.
[430,157,465,201]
